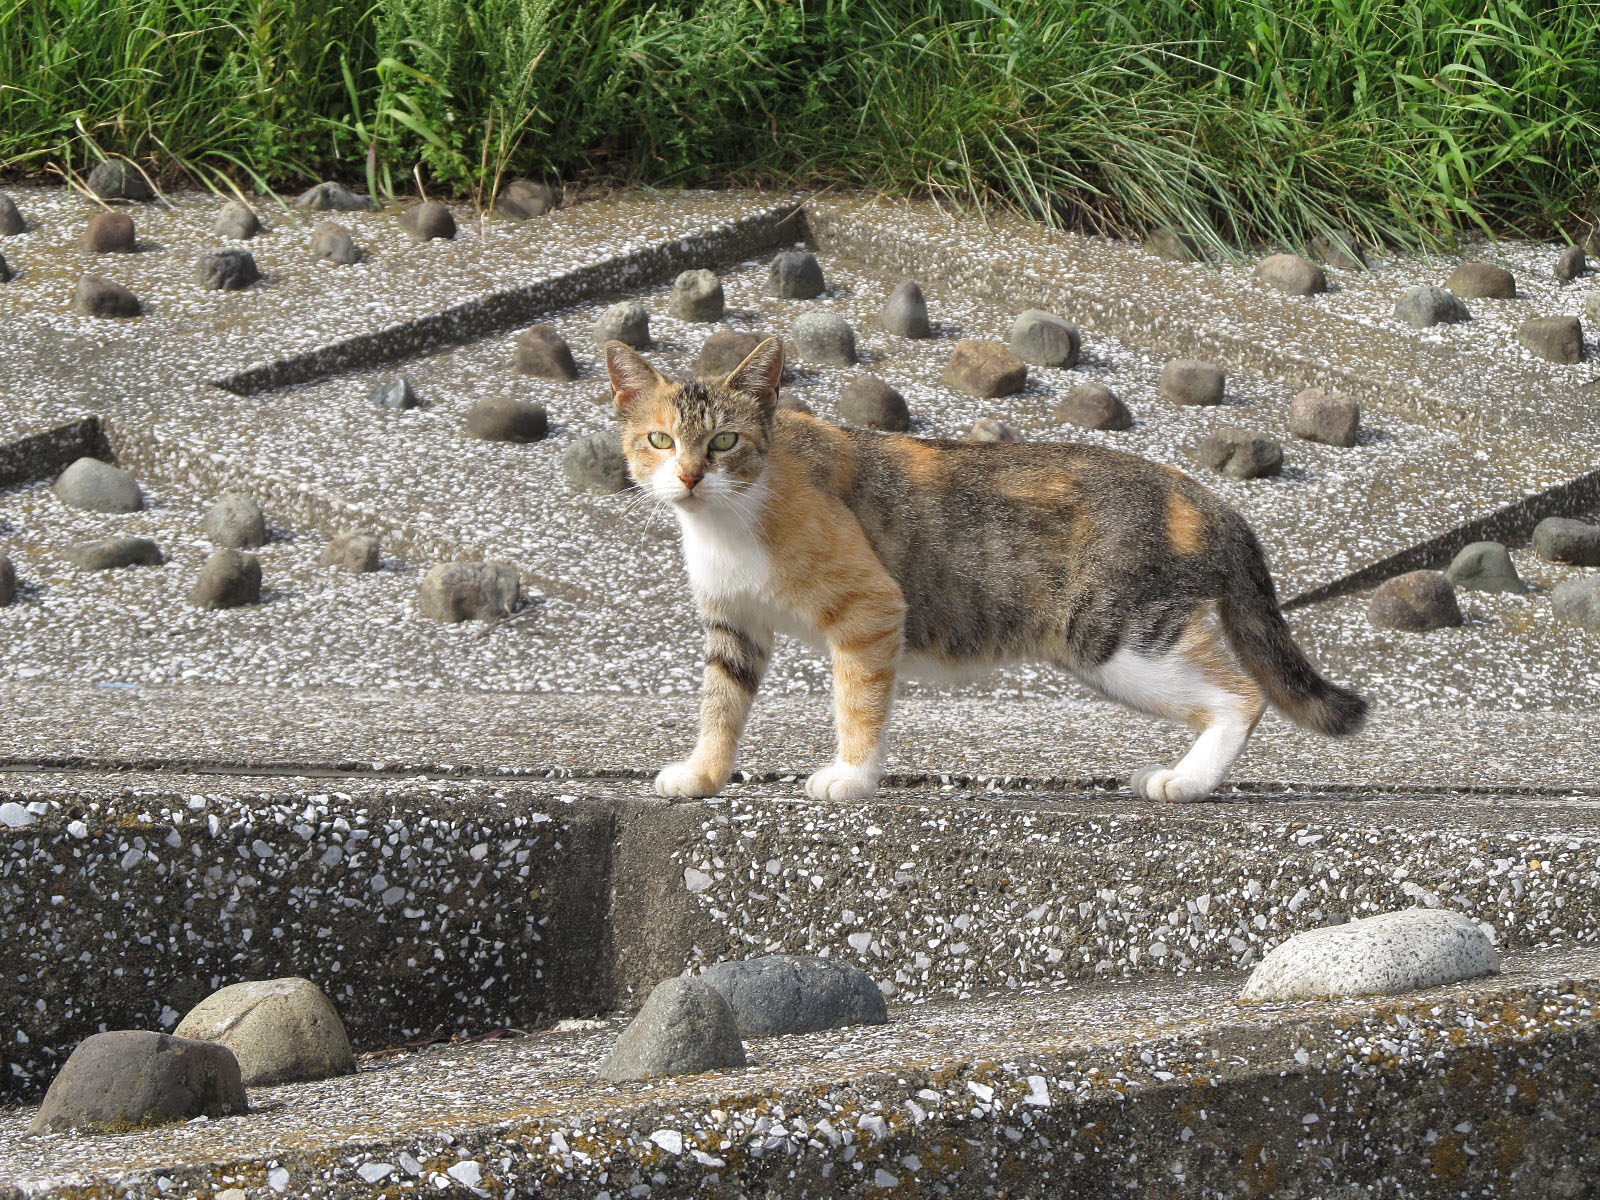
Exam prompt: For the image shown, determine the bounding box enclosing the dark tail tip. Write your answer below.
[1294,682,1369,737]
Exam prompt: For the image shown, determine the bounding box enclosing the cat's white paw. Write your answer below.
[804,761,880,802]
[1130,766,1211,803]
[654,761,723,799]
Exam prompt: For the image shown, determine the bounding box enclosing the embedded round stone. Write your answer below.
[294,181,378,212]
[1367,570,1462,631]
[86,160,154,202]
[310,221,360,265]
[792,311,857,366]
[81,211,136,254]
[767,250,825,299]
[1556,244,1586,281]
[1192,429,1282,479]
[695,330,767,379]
[513,324,578,380]
[777,393,812,415]
[1393,285,1469,329]
[399,200,455,242]
[1553,577,1600,631]
[174,978,355,1086]
[942,340,1026,398]
[1517,316,1583,364]
[466,397,548,442]
[1144,225,1199,262]
[1254,253,1326,296]
[1287,387,1359,447]
[668,269,724,322]
[71,274,141,318]
[1240,909,1499,1002]
[0,192,23,236]
[319,531,380,573]
[65,537,163,571]
[593,301,649,349]
[418,561,520,623]
[1053,382,1131,431]
[968,417,1023,443]
[204,493,267,549]
[1588,291,1600,323]
[191,549,262,610]
[699,955,888,1038]
[1533,516,1600,565]
[369,377,418,410]
[598,977,745,1082]
[1444,541,1526,594]
[494,179,557,220]
[878,279,931,338]
[0,555,13,605]
[0,252,11,284]
[195,248,259,291]
[55,457,142,513]
[1446,261,1515,299]
[28,1030,246,1134]
[836,375,909,431]
[1159,358,1224,406]
[562,431,630,494]
[1311,229,1367,271]
[1008,309,1079,368]
[212,201,260,240]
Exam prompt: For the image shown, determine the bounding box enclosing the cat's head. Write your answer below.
[604,337,783,510]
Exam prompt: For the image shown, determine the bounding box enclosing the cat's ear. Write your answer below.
[725,337,784,414]
[605,341,668,414]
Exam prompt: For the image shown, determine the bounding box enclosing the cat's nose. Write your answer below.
[679,472,703,491]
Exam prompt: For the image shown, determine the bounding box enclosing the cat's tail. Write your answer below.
[1218,535,1369,738]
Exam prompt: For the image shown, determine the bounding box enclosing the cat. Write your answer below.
[604,335,1366,804]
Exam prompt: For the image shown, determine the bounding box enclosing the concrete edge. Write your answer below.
[0,417,107,491]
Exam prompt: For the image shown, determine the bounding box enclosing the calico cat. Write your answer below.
[605,336,1366,804]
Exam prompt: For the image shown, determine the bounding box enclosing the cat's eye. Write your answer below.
[647,431,674,450]
[709,431,739,452]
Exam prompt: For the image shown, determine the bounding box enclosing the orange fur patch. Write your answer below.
[1175,605,1264,728]
[1167,494,1207,556]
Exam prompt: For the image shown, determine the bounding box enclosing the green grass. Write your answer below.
[2,0,1597,249]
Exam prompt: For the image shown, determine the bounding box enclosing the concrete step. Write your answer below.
[3,943,1597,1198]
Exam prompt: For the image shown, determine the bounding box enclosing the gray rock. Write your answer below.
[1367,570,1462,631]
[1517,316,1584,364]
[310,221,360,265]
[1159,359,1224,406]
[466,397,548,442]
[1533,516,1600,565]
[0,555,13,605]
[191,549,262,610]
[1393,285,1469,328]
[0,252,10,284]
[0,192,23,236]
[1240,909,1499,1002]
[399,200,455,242]
[878,279,930,338]
[792,311,857,366]
[1287,387,1359,447]
[294,181,378,212]
[81,211,136,253]
[513,324,579,380]
[1053,382,1131,431]
[699,955,888,1038]
[494,179,557,220]
[598,977,745,1082]
[777,393,813,415]
[669,270,724,322]
[54,458,142,513]
[204,493,268,549]
[695,330,767,379]
[65,537,163,571]
[1588,225,1600,258]
[86,160,154,202]
[836,375,909,432]
[942,340,1026,398]
[71,274,141,318]
[968,417,1023,443]
[28,1030,246,1134]
[1144,225,1199,262]
[1446,261,1515,299]
[319,531,380,573]
[369,377,419,410]
[1587,291,1600,323]
[1552,576,1600,631]
[562,431,630,494]
[417,561,520,623]
[1445,541,1526,594]
[212,201,260,240]
[195,248,259,291]
[1556,244,1586,281]
[1192,429,1283,479]
[767,250,825,299]
[174,978,355,1086]
[1311,229,1368,271]
[1008,309,1079,368]
[1254,253,1327,296]
[593,301,649,349]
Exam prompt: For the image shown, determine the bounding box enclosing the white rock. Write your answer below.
[1240,908,1499,1001]
[0,802,35,828]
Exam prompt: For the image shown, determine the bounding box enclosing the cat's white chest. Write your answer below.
[676,504,773,603]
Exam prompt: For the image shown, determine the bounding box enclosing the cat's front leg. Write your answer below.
[808,605,904,803]
[656,618,772,799]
